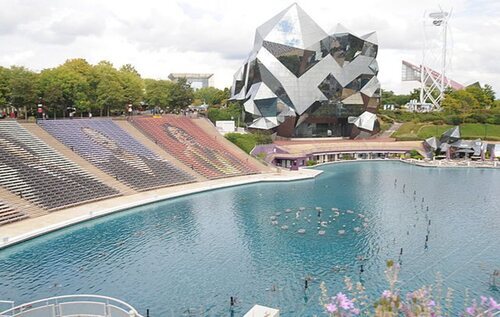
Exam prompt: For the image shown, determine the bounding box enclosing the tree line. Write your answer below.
[380,84,499,125]
[0,58,229,118]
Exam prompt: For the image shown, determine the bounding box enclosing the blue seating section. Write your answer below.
[0,121,119,211]
[38,119,194,191]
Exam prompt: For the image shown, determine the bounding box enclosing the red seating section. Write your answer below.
[132,116,259,179]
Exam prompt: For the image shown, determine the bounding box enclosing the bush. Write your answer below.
[408,149,423,159]
[225,132,272,154]
[306,160,317,166]
[444,115,462,125]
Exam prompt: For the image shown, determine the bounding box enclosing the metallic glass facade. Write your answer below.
[230,4,380,137]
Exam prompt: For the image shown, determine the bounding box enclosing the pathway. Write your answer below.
[377,122,403,139]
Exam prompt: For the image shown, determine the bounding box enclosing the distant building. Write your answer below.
[168,73,213,90]
[404,99,433,112]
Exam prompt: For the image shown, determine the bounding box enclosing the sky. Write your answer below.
[1,0,499,96]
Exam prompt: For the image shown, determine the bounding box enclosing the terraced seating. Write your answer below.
[38,119,194,191]
[0,200,28,225]
[0,121,119,211]
[131,116,260,179]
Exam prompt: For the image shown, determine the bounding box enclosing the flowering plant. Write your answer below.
[322,290,360,316]
[319,259,499,317]
[464,296,500,317]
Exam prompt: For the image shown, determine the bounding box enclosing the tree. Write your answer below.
[380,89,413,106]
[441,89,480,114]
[144,79,173,109]
[193,86,230,106]
[8,66,39,117]
[38,60,93,116]
[120,64,140,77]
[93,61,124,115]
[118,66,144,106]
[38,68,65,116]
[207,101,244,124]
[168,77,193,110]
[0,66,11,106]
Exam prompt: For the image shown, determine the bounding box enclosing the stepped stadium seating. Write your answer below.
[0,200,28,225]
[0,121,119,210]
[131,116,259,179]
[38,119,194,191]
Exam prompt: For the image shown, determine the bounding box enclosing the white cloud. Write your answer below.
[0,0,499,96]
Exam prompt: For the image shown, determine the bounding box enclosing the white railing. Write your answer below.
[0,295,143,317]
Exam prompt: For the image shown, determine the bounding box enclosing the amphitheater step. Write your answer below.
[21,123,136,195]
[114,119,205,181]
[192,118,271,173]
[0,186,46,220]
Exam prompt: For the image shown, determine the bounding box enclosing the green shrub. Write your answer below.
[408,149,423,159]
[444,115,462,125]
[225,132,272,154]
[306,160,317,166]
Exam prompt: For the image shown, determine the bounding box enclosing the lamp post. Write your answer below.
[37,97,43,120]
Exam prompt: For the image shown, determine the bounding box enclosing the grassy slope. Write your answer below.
[392,123,500,141]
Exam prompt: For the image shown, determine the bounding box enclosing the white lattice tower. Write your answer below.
[421,9,451,110]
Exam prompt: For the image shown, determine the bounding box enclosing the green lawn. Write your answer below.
[392,123,500,141]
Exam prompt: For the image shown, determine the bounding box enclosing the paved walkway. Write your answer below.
[377,122,402,139]
[0,169,321,249]
[402,158,500,169]
[276,140,423,155]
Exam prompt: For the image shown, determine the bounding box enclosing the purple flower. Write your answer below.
[332,292,355,311]
[326,303,338,313]
[336,292,348,302]
[466,306,476,316]
[340,300,354,310]
[481,296,488,306]
[382,290,392,298]
[428,300,436,307]
[489,297,500,310]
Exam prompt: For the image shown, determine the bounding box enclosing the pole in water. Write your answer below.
[146,309,150,317]
[230,296,235,306]
[305,279,308,290]
[425,235,429,242]
[360,264,364,273]
[400,247,403,255]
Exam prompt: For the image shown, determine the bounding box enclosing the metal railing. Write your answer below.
[0,295,143,317]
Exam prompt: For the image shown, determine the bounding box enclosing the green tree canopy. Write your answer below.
[0,66,11,106]
[93,61,124,115]
[193,86,230,106]
[8,66,38,110]
[442,84,495,114]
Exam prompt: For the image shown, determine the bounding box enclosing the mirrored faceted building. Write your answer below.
[230,4,380,138]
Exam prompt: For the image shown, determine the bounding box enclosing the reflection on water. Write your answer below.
[0,161,498,316]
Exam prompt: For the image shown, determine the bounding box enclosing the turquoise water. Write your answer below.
[0,161,498,316]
